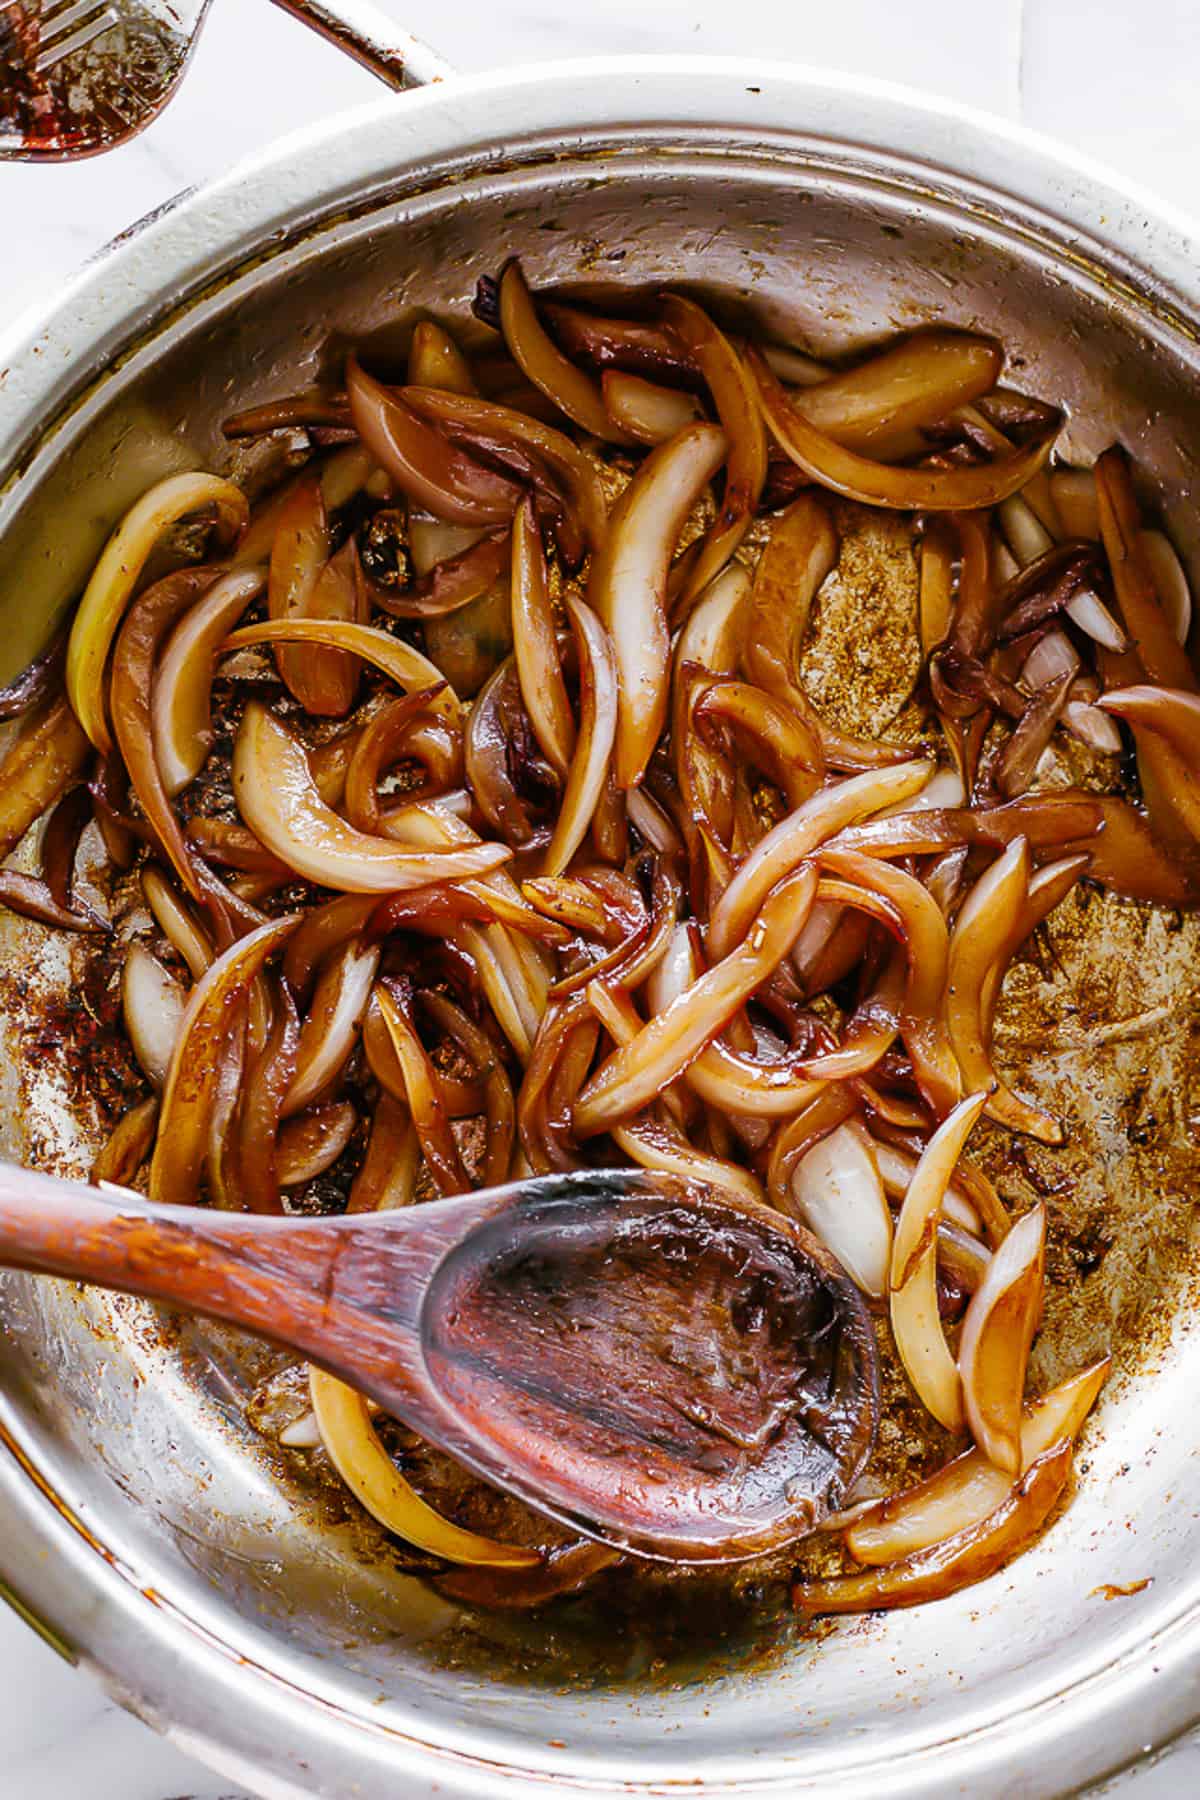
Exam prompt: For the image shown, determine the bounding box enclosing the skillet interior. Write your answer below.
[1,71,1200,1798]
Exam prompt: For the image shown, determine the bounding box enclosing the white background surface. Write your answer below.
[2,0,1200,1794]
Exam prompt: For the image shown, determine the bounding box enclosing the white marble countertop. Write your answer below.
[3,0,1200,1794]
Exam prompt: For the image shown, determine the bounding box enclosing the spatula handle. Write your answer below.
[269,0,454,89]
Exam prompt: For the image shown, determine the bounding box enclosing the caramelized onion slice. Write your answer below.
[958,1204,1046,1473]
[153,569,265,796]
[602,370,703,443]
[749,348,1057,513]
[283,941,380,1118]
[233,702,509,894]
[707,759,933,962]
[66,472,248,753]
[590,421,727,788]
[786,1122,892,1298]
[122,943,186,1089]
[846,1358,1109,1564]
[794,331,1003,457]
[309,1369,538,1567]
[498,262,635,446]
[277,1102,357,1187]
[1095,447,1197,690]
[542,595,618,878]
[660,293,767,602]
[225,619,460,725]
[574,866,818,1135]
[0,694,91,862]
[347,357,522,527]
[511,497,574,779]
[890,1092,988,1431]
[149,913,299,1206]
[795,1438,1071,1615]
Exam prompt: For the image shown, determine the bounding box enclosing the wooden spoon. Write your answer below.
[0,1160,878,1562]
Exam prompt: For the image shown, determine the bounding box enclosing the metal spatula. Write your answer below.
[0,0,448,160]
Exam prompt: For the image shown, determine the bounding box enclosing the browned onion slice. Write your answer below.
[748,348,1058,512]
[574,866,818,1136]
[659,294,767,603]
[958,1204,1046,1473]
[497,263,636,446]
[791,331,1003,458]
[276,1101,357,1187]
[590,421,727,789]
[153,568,264,797]
[541,596,618,878]
[284,941,380,1118]
[149,913,299,1205]
[1095,447,1197,690]
[601,370,703,443]
[794,1437,1071,1615]
[401,386,608,556]
[510,497,574,780]
[890,1092,988,1431]
[122,943,186,1088]
[375,982,470,1196]
[347,1092,419,1213]
[233,702,509,893]
[66,472,248,753]
[0,624,67,722]
[706,759,932,962]
[0,694,91,863]
[347,357,521,526]
[845,1358,1108,1564]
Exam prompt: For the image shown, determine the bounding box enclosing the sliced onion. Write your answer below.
[748,348,1058,513]
[997,492,1053,565]
[574,866,818,1136]
[0,695,91,863]
[149,913,299,1205]
[408,319,478,394]
[660,294,767,602]
[346,357,520,526]
[1064,585,1127,652]
[224,619,460,726]
[498,262,635,446]
[66,472,248,753]
[1019,628,1079,694]
[1062,697,1123,754]
[767,1085,860,1202]
[1140,528,1192,645]
[141,865,213,978]
[283,941,380,1117]
[1098,683,1200,768]
[602,369,703,443]
[401,385,608,556]
[785,1122,891,1297]
[347,1093,420,1213]
[511,497,574,778]
[862,1131,982,1235]
[0,623,67,723]
[122,944,186,1089]
[542,595,618,878]
[793,331,1002,458]
[706,759,932,962]
[1048,469,1100,540]
[232,702,509,893]
[1095,447,1197,690]
[153,568,264,796]
[919,529,954,658]
[277,1102,357,1187]
[627,784,683,855]
[375,983,469,1195]
[590,421,727,788]
[846,1358,1109,1565]
[996,669,1074,800]
[92,1094,159,1187]
[958,1204,1046,1473]
[794,1438,1071,1615]
[234,446,373,570]
[890,1092,987,1431]
[309,1368,538,1566]
[613,1110,763,1209]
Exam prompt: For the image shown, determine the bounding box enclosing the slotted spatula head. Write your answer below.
[0,0,214,159]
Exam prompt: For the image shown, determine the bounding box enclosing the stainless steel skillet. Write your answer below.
[1,32,1200,1800]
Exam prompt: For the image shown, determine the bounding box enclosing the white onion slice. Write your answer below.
[233,703,509,894]
[541,595,618,877]
[1065,585,1127,651]
[153,568,265,796]
[998,493,1053,566]
[122,944,187,1089]
[890,1092,988,1431]
[958,1204,1046,1472]
[602,370,704,444]
[1048,468,1100,540]
[860,1130,982,1235]
[589,421,727,788]
[1140,528,1192,645]
[1062,697,1123,754]
[283,942,380,1117]
[1019,628,1079,694]
[788,1123,892,1298]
